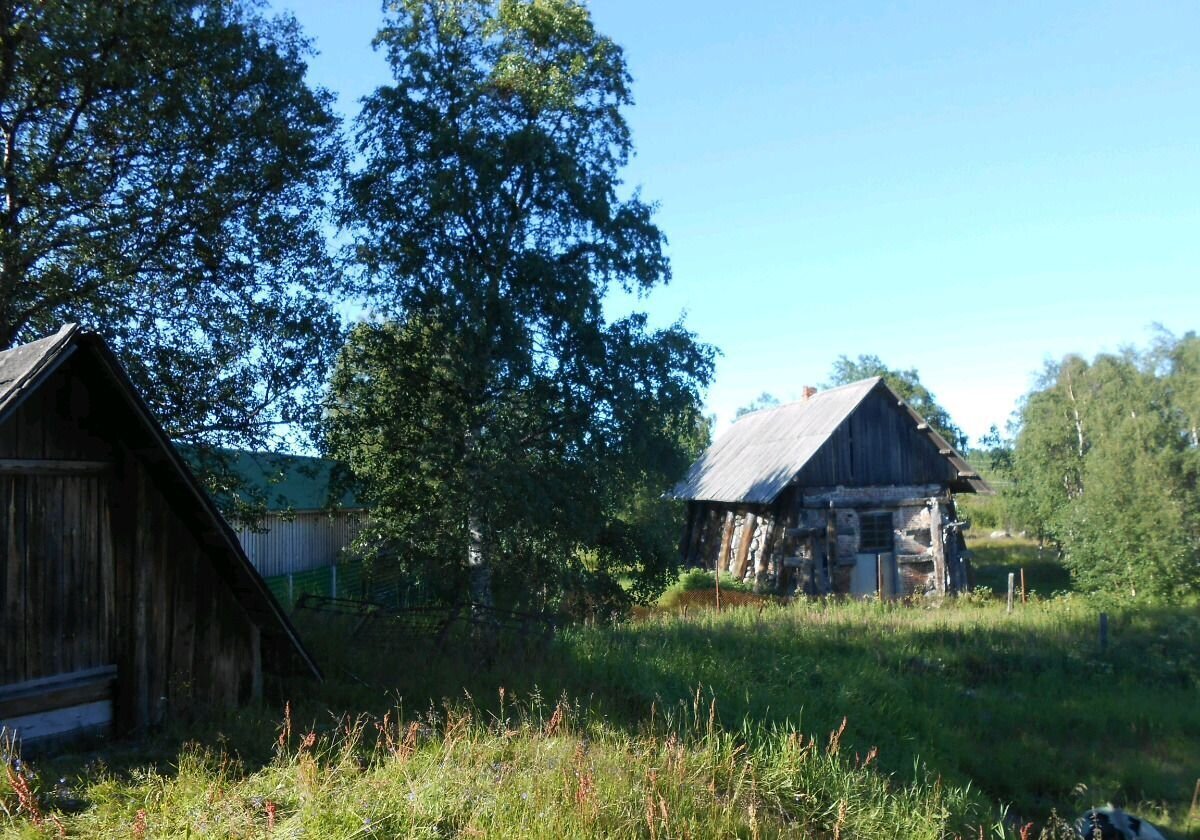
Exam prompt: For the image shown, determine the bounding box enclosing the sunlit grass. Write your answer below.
[4,547,1198,838]
[3,692,1002,838]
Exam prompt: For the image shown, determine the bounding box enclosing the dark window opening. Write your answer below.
[859,512,893,553]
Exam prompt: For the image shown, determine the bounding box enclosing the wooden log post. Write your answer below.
[753,517,775,594]
[1006,573,1015,613]
[716,511,735,576]
[679,503,704,566]
[929,499,947,595]
[1020,567,1027,603]
[732,512,758,582]
[685,503,706,567]
[825,504,838,594]
[677,502,694,564]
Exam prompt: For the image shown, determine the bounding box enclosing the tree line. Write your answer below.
[988,329,1200,598]
[1,0,712,612]
[5,0,1192,607]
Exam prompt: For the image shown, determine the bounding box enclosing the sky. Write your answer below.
[274,0,1200,446]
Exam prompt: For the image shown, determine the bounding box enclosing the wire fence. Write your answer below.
[264,560,437,611]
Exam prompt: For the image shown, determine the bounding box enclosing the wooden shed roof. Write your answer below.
[0,324,321,680]
[670,377,991,504]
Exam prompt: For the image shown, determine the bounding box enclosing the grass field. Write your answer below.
[3,542,1198,838]
[969,538,1073,597]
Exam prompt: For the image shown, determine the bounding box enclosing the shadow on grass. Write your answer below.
[284,599,1200,834]
[21,599,1200,837]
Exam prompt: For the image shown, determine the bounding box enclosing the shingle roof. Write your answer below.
[671,378,881,504]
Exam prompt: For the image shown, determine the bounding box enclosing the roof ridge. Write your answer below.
[732,377,881,422]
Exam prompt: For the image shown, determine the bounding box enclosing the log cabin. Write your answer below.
[670,378,993,597]
[0,325,320,746]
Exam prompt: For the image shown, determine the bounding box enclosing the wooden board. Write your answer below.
[0,665,116,719]
[731,513,757,580]
[2,699,112,744]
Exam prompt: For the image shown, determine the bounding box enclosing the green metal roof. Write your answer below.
[187,448,362,512]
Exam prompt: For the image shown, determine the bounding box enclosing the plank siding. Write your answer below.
[791,390,959,489]
[1,348,274,741]
[236,509,365,577]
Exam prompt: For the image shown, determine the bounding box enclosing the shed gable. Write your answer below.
[791,383,962,489]
[0,326,319,744]
[671,378,989,504]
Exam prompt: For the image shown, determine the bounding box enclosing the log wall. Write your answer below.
[686,485,961,598]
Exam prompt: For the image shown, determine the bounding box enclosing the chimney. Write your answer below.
[802,386,817,400]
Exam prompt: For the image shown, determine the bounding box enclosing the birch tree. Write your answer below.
[334,0,713,610]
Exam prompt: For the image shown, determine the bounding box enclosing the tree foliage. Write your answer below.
[0,0,345,457]
[1008,333,1200,597]
[734,392,780,418]
[826,354,968,450]
[331,0,714,612]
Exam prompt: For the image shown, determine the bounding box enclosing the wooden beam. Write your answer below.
[753,517,776,593]
[0,665,116,719]
[957,470,980,479]
[929,500,947,595]
[824,505,838,594]
[732,512,757,581]
[716,511,735,574]
[0,458,113,475]
[684,503,705,566]
[678,502,697,563]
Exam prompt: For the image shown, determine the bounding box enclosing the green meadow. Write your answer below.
[3,543,1199,838]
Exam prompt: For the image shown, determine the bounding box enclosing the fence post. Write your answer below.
[1020,567,1027,603]
[1099,612,1108,653]
[1006,573,1015,614]
[331,564,338,599]
[287,573,293,609]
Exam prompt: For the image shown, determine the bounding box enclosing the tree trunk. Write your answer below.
[463,428,494,611]
[466,502,493,609]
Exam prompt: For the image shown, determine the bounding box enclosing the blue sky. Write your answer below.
[276,0,1200,445]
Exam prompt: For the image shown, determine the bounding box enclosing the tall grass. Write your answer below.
[3,692,1003,838]
[3,580,1198,837]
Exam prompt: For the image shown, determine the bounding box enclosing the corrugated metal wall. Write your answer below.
[235,510,365,577]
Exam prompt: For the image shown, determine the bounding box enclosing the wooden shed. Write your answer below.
[0,325,320,746]
[671,378,992,598]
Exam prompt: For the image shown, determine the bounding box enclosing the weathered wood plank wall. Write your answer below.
[0,355,261,737]
[792,391,959,488]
